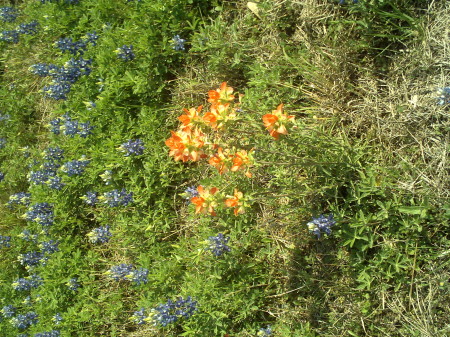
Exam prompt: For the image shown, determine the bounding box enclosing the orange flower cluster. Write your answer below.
[165,82,254,176]
[262,104,296,139]
[190,186,248,216]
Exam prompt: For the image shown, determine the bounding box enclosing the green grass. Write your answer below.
[0,0,449,336]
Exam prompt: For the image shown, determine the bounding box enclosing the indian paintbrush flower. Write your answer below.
[262,104,295,139]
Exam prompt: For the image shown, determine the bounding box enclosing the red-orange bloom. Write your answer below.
[208,147,231,174]
[208,82,235,105]
[191,185,219,216]
[165,128,205,162]
[203,103,237,130]
[178,105,203,131]
[262,104,295,140]
[225,189,245,216]
[231,149,253,178]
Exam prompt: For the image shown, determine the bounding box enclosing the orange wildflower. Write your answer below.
[165,127,205,162]
[208,82,235,105]
[231,149,253,178]
[208,147,231,174]
[203,103,237,130]
[191,185,219,216]
[262,104,295,140]
[225,189,245,216]
[178,105,203,131]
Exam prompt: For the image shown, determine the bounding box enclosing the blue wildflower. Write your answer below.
[61,156,90,176]
[67,277,80,291]
[87,225,112,244]
[206,233,231,256]
[34,330,60,337]
[172,35,186,51]
[0,171,4,182]
[46,175,65,190]
[25,202,54,227]
[1,305,16,318]
[436,87,450,106]
[8,192,31,208]
[12,274,43,291]
[258,326,273,337]
[18,251,44,267]
[42,82,71,100]
[17,21,39,35]
[0,30,20,43]
[127,267,149,285]
[131,308,147,325]
[100,188,133,207]
[0,7,19,23]
[149,297,198,327]
[52,313,63,325]
[85,31,99,46]
[307,214,336,238]
[43,147,64,161]
[107,264,134,281]
[11,312,38,330]
[39,240,59,254]
[18,230,38,243]
[183,186,199,202]
[82,191,98,205]
[55,37,87,55]
[0,113,10,121]
[115,45,135,61]
[0,235,11,248]
[119,139,145,156]
[78,121,94,138]
[338,0,358,4]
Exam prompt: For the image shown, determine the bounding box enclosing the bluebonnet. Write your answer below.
[172,35,186,51]
[1,305,16,318]
[436,87,450,105]
[131,308,148,325]
[23,296,32,306]
[100,188,133,207]
[0,235,11,248]
[43,147,64,161]
[0,113,10,121]
[62,119,79,136]
[0,7,19,23]
[149,297,198,327]
[85,31,99,46]
[18,251,44,267]
[55,37,87,55]
[39,240,59,254]
[18,230,38,243]
[17,21,39,35]
[107,264,134,281]
[87,225,112,244]
[99,170,112,185]
[25,202,54,227]
[115,45,135,61]
[0,171,4,182]
[127,267,149,285]
[85,101,96,110]
[52,313,63,325]
[42,82,71,100]
[206,233,231,256]
[119,139,145,156]
[30,63,59,77]
[307,214,336,238]
[12,274,43,291]
[338,0,358,4]
[8,192,31,207]
[0,137,6,148]
[11,312,38,329]
[108,264,148,285]
[34,330,60,337]
[183,186,199,202]
[61,156,90,176]
[67,277,80,291]
[0,30,20,43]
[28,168,56,185]
[78,121,94,137]
[257,326,273,337]
[82,191,98,205]
[46,175,65,190]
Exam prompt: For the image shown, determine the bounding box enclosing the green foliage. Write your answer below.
[0,0,449,336]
